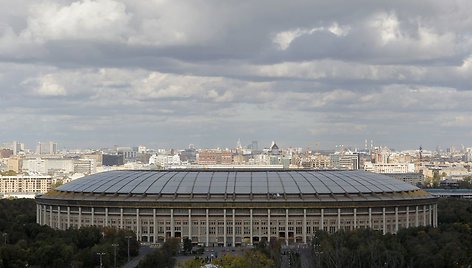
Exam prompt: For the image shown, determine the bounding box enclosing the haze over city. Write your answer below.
[1,1,472,149]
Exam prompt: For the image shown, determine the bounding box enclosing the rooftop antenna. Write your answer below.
[419,145,423,161]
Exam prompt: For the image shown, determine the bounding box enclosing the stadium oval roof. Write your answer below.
[57,170,418,196]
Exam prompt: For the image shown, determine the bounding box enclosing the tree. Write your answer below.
[458,176,472,188]
[138,248,175,268]
[138,239,181,268]
[178,257,205,268]
[183,237,192,253]
[0,170,17,176]
[213,251,274,268]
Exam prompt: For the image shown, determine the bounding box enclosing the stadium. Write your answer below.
[35,170,437,246]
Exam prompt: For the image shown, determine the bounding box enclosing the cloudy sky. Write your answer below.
[1,0,472,150]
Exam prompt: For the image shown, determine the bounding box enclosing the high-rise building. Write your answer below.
[7,157,22,173]
[36,141,57,155]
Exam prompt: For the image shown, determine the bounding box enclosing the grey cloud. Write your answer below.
[1,0,472,149]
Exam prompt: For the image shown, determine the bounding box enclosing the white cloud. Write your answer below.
[328,23,350,37]
[36,74,66,96]
[21,0,131,42]
[370,12,401,45]
[273,22,350,50]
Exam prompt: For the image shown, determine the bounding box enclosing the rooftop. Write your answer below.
[56,170,418,196]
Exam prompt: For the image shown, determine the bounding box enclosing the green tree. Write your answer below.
[138,239,180,268]
[213,250,274,268]
[0,170,17,176]
[138,248,175,268]
[183,237,192,253]
[178,257,205,268]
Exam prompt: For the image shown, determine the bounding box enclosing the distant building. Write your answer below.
[11,141,24,155]
[269,141,280,155]
[137,146,147,154]
[439,179,460,188]
[36,141,57,155]
[0,149,13,158]
[81,153,103,167]
[364,162,415,173]
[179,148,197,163]
[384,173,424,187]
[22,158,74,175]
[197,150,232,165]
[246,140,259,151]
[426,189,472,199]
[370,147,391,163]
[300,155,330,169]
[149,154,181,167]
[7,157,22,173]
[102,154,124,166]
[73,159,96,174]
[330,152,360,170]
[1,175,52,195]
[117,147,137,162]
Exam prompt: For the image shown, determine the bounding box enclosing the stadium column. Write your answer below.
[232,209,235,247]
[49,206,53,228]
[188,209,192,242]
[368,208,372,228]
[353,208,357,229]
[250,209,253,245]
[205,209,209,247]
[337,208,341,231]
[406,206,409,227]
[136,209,140,240]
[429,204,433,226]
[395,207,399,233]
[36,204,40,224]
[267,209,271,243]
[320,209,324,230]
[153,209,157,243]
[434,204,438,227]
[285,208,289,246]
[91,207,94,226]
[105,208,109,227]
[415,206,419,227]
[223,209,227,247]
[382,207,386,235]
[171,209,175,238]
[67,206,71,228]
[78,207,82,228]
[120,208,124,229]
[423,205,426,226]
[303,209,307,244]
[57,206,61,229]
[43,205,47,225]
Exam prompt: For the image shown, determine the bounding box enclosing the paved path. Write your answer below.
[122,246,154,268]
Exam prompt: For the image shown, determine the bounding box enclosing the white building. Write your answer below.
[364,162,415,173]
[149,154,182,168]
[0,175,52,196]
[22,158,74,174]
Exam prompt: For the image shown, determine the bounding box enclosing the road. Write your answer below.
[122,245,154,268]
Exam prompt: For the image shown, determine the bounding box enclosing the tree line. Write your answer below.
[176,198,472,268]
[0,199,139,268]
[2,198,472,267]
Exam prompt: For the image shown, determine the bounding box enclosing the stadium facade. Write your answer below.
[35,170,438,246]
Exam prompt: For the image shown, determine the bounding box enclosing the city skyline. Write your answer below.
[1,1,472,149]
